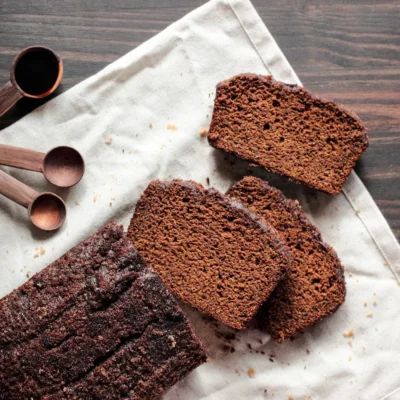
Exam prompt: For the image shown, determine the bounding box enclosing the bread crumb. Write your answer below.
[383,260,389,266]
[343,328,354,338]
[348,340,353,347]
[168,335,176,348]
[167,124,178,132]
[288,395,294,400]
[348,272,352,277]
[355,208,360,214]
[348,356,352,361]
[305,396,311,400]
[26,272,30,278]
[364,301,367,307]
[149,122,153,129]
[75,201,79,206]
[247,368,255,378]
[373,300,377,306]
[105,138,112,145]
[397,280,400,286]
[93,194,98,203]
[199,128,208,137]
[109,202,113,207]
[33,247,46,258]
[366,312,373,318]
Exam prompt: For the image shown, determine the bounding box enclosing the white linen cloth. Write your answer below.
[0,0,399,399]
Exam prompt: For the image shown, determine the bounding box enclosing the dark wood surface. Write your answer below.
[0,0,399,240]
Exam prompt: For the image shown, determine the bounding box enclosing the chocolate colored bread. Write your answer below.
[128,180,291,330]
[0,222,207,400]
[227,177,346,342]
[208,74,369,195]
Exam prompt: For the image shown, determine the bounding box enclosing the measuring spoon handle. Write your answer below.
[0,169,37,208]
[0,81,23,117]
[0,144,44,172]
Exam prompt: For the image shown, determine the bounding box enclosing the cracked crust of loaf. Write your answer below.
[227,176,346,342]
[0,222,207,400]
[208,74,369,195]
[128,179,292,330]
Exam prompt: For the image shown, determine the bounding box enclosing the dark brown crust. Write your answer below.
[208,74,369,195]
[0,222,207,400]
[128,179,292,330]
[227,177,346,342]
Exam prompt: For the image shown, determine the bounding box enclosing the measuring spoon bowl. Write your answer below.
[29,192,66,231]
[43,146,85,188]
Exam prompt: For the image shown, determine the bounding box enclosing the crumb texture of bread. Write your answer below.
[128,180,291,330]
[208,74,369,195]
[0,222,207,400]
[227,177,346,342]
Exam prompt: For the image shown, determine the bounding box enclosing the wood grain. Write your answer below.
[0,0,399,240]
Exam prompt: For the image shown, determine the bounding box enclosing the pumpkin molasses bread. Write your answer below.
[227,177,346,342]
[128,180,291,330]
[0,222,207,400]
[208,74,368,195]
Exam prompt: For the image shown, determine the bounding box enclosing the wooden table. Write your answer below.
[0,0,399,240]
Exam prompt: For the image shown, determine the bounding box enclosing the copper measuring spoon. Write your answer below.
[0,46,63,117]
[0,169,66,231]
[0,144,85,188]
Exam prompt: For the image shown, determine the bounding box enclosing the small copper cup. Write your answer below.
[0,46,63,117]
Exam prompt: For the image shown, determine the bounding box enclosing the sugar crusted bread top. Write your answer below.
[0,222,207,400]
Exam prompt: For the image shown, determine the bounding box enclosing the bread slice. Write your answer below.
[128,180,291,330]
[0,222,207,400]
[208,74,368,195]
[227,177,346,342]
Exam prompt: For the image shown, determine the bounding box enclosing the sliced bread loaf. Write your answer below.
[208,74,368,195]
[128,180,291,330]
[227,176,346,342]
[0,222,207,400]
